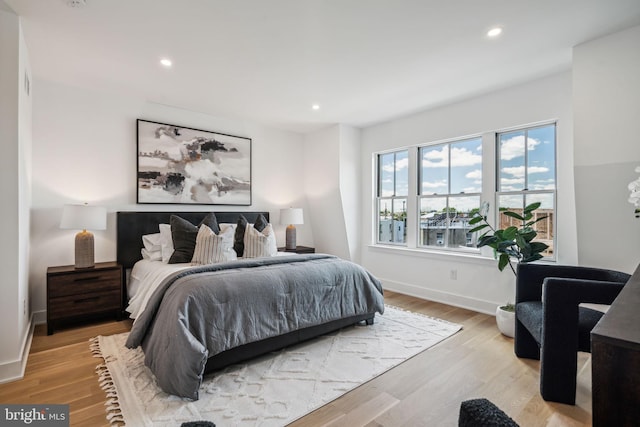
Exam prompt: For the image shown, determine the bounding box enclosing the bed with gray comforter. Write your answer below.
[125,254,384,400]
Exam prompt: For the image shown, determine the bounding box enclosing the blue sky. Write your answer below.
[380,123,555,211]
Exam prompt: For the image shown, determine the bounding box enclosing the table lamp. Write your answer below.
[280,208,303,250]
[60,203,107,268]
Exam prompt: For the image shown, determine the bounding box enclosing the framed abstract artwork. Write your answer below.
[136,119,251,205]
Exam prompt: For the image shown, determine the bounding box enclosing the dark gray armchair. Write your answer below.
[514,263,630,404]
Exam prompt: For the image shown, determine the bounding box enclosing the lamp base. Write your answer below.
[75,230,95,269]
[285,225,297,251]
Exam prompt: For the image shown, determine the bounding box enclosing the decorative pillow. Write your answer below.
[253,213,268,232]
[142,232,162,252]
[219,223,237,233]
[168,213,220,264]
[191,225,236,265]
[233,214,268,257]
[233,215,249,257]
[243,223,277,258]
[159,223,174,263]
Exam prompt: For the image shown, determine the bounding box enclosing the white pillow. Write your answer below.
[191,224,236,265]
[141,248,162,261]
[142,232,162,252]
[243,223,277,258]
[219,223,237,232]
[159,223,174,263]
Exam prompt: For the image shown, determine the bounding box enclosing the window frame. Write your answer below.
[417,136,483,252]
[372,120,558,260]
[375,149,409,246]
[495,122,557,261]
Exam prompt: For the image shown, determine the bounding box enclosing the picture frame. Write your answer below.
[136,119,251,205]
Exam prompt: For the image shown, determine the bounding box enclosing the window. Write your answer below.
[418,137,482,249]
[377,150,408,244]
[497,124,556,257]
[373,121,557,258]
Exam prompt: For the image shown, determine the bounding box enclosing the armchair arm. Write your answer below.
[543,278,626,307]
[516,263,630,304]
[543,278,625,332]
[538,277,625,404]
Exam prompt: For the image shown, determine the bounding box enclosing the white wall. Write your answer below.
[303,124,363,261]
[304,125,350,258]
[359,72,576,313]
[29,79,311,317]
[0,7,32,382]
[573,25,640,273]
[339,125,362,263]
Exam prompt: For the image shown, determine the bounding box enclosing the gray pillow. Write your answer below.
[168,213,220,264]
[233,215,248,258]
[233,214,269,258]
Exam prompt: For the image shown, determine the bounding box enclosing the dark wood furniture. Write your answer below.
[591,262,640,426]
[278,245,315,254]
[46,261,123,335]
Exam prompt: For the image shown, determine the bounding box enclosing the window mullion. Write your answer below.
[405,147,418,248]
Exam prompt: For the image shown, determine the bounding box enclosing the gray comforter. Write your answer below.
[125,254,384,400]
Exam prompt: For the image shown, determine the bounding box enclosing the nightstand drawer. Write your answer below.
[46,261,123,334]
[48,268,120,298]
[48,289,121,319]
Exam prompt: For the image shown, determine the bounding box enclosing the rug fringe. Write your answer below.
[90,336,125,426]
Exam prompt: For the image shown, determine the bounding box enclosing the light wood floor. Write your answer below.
[0,291,592,426]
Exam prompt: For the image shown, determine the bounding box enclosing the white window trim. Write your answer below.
[371,120,558,262]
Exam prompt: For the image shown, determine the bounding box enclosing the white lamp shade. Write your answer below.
[280,208,303,225]
[60,204,107,231]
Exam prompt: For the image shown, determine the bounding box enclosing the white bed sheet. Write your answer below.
[127,260,191,321]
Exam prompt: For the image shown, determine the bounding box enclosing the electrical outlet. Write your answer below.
[23,299,26,315]
[450,269,457,280]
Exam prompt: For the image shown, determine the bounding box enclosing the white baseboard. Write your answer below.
[33,309,46,325]
[0,314,35,385]
[381,277,497,316]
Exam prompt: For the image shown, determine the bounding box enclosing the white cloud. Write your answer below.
[382,156,409,173]
[465,169,482,179]
[422,180,447,190]
[502,165,548,178]
[500,135,541,161]
[501,177,525,185]
[422,146,481,168]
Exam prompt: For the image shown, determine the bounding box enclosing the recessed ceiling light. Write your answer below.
[487,27,503,38]
[312,104,320,110]
[160,58,172,67]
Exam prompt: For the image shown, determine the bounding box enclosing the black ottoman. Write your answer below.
[181,422,216,427]
[458,398,519,427]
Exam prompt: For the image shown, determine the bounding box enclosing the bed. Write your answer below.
[116,211,385,400]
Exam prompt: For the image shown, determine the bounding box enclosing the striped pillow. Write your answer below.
[243,223,277,258]
[191,224,236,265]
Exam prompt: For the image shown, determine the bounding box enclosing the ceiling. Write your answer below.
[5,0,640,134]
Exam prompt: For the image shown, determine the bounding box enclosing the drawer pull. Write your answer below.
[73,276,101,282]
[74,296,101,304]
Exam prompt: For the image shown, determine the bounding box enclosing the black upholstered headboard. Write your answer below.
[116,211,270,271]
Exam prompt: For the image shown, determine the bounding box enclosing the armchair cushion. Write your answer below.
[517,302,605,353]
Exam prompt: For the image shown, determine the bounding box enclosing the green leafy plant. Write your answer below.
[469,201,549,277]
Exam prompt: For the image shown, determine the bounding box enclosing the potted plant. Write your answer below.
[469,201,549,337]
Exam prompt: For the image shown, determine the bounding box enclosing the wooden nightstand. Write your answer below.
[46,261,123,335]
[277,246,315,254]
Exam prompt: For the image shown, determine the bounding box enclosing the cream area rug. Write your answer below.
[91,306,461,426]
